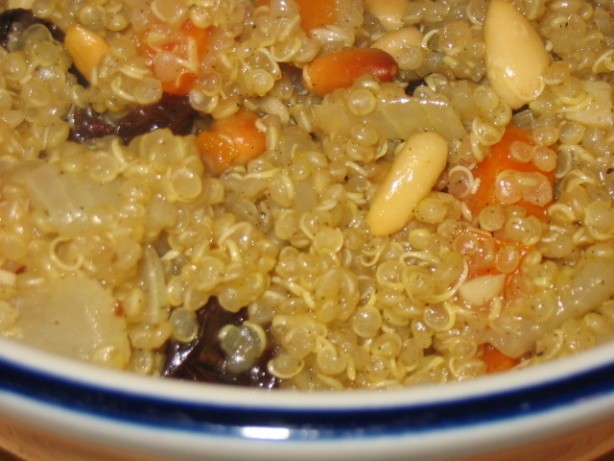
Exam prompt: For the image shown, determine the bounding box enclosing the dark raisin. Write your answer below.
[68,93,199,144]
[68,108,115,143]
[115,93,198,143]
[0,9,88,85]
[0,8,64,49]
[162,297,279,389]
[404,78,426,96]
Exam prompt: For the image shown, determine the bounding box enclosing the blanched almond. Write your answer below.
[459,273,506,306]
[366,131,448,236]
[303,47,398,96]
[484,0,549,109]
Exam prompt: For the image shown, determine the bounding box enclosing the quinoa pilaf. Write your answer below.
[0,0,612,390]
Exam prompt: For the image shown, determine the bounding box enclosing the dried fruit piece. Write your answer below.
[0,8,64,49]
[68,108,115,143]
[116,93,197,142]
[69,93,197,144]
[162,297,279,389]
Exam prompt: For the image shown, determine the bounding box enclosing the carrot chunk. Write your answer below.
[466,126,556,220]
[136,20,213,95]
[255,0,337,31]
[295,0,337,30]
[481,343,519,374]
[196,109,266,175]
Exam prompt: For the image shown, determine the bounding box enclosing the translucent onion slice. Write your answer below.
[313,92,465,141]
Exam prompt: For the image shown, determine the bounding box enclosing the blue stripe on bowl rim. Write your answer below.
[1,350,613,441]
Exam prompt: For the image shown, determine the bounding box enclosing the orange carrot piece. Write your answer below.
[163,71,198,96]
[136,20,213,95]
[163,21,213,95]
[295,0,337,30]
[254,0,337,31]
[182,20,213,54]
[196,109,266,175]
[465,125,555,219]
[303,47,398,96]
[481,343,519,374]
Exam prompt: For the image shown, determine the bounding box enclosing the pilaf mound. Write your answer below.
[0,0,612,390]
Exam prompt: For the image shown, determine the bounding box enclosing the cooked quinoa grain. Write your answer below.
[0,0,612,390]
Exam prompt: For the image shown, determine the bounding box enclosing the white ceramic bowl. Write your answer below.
[1,337,613,461]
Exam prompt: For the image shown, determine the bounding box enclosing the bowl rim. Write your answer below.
[1,337,613,455]
[0,337,613,409]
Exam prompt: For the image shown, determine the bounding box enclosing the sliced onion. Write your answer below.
[565,80,613,129]
[489,254,614,358]
[23,163,122,236]
[11,275,130,367]
[313,93,465,141]
[140,245,170,324]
